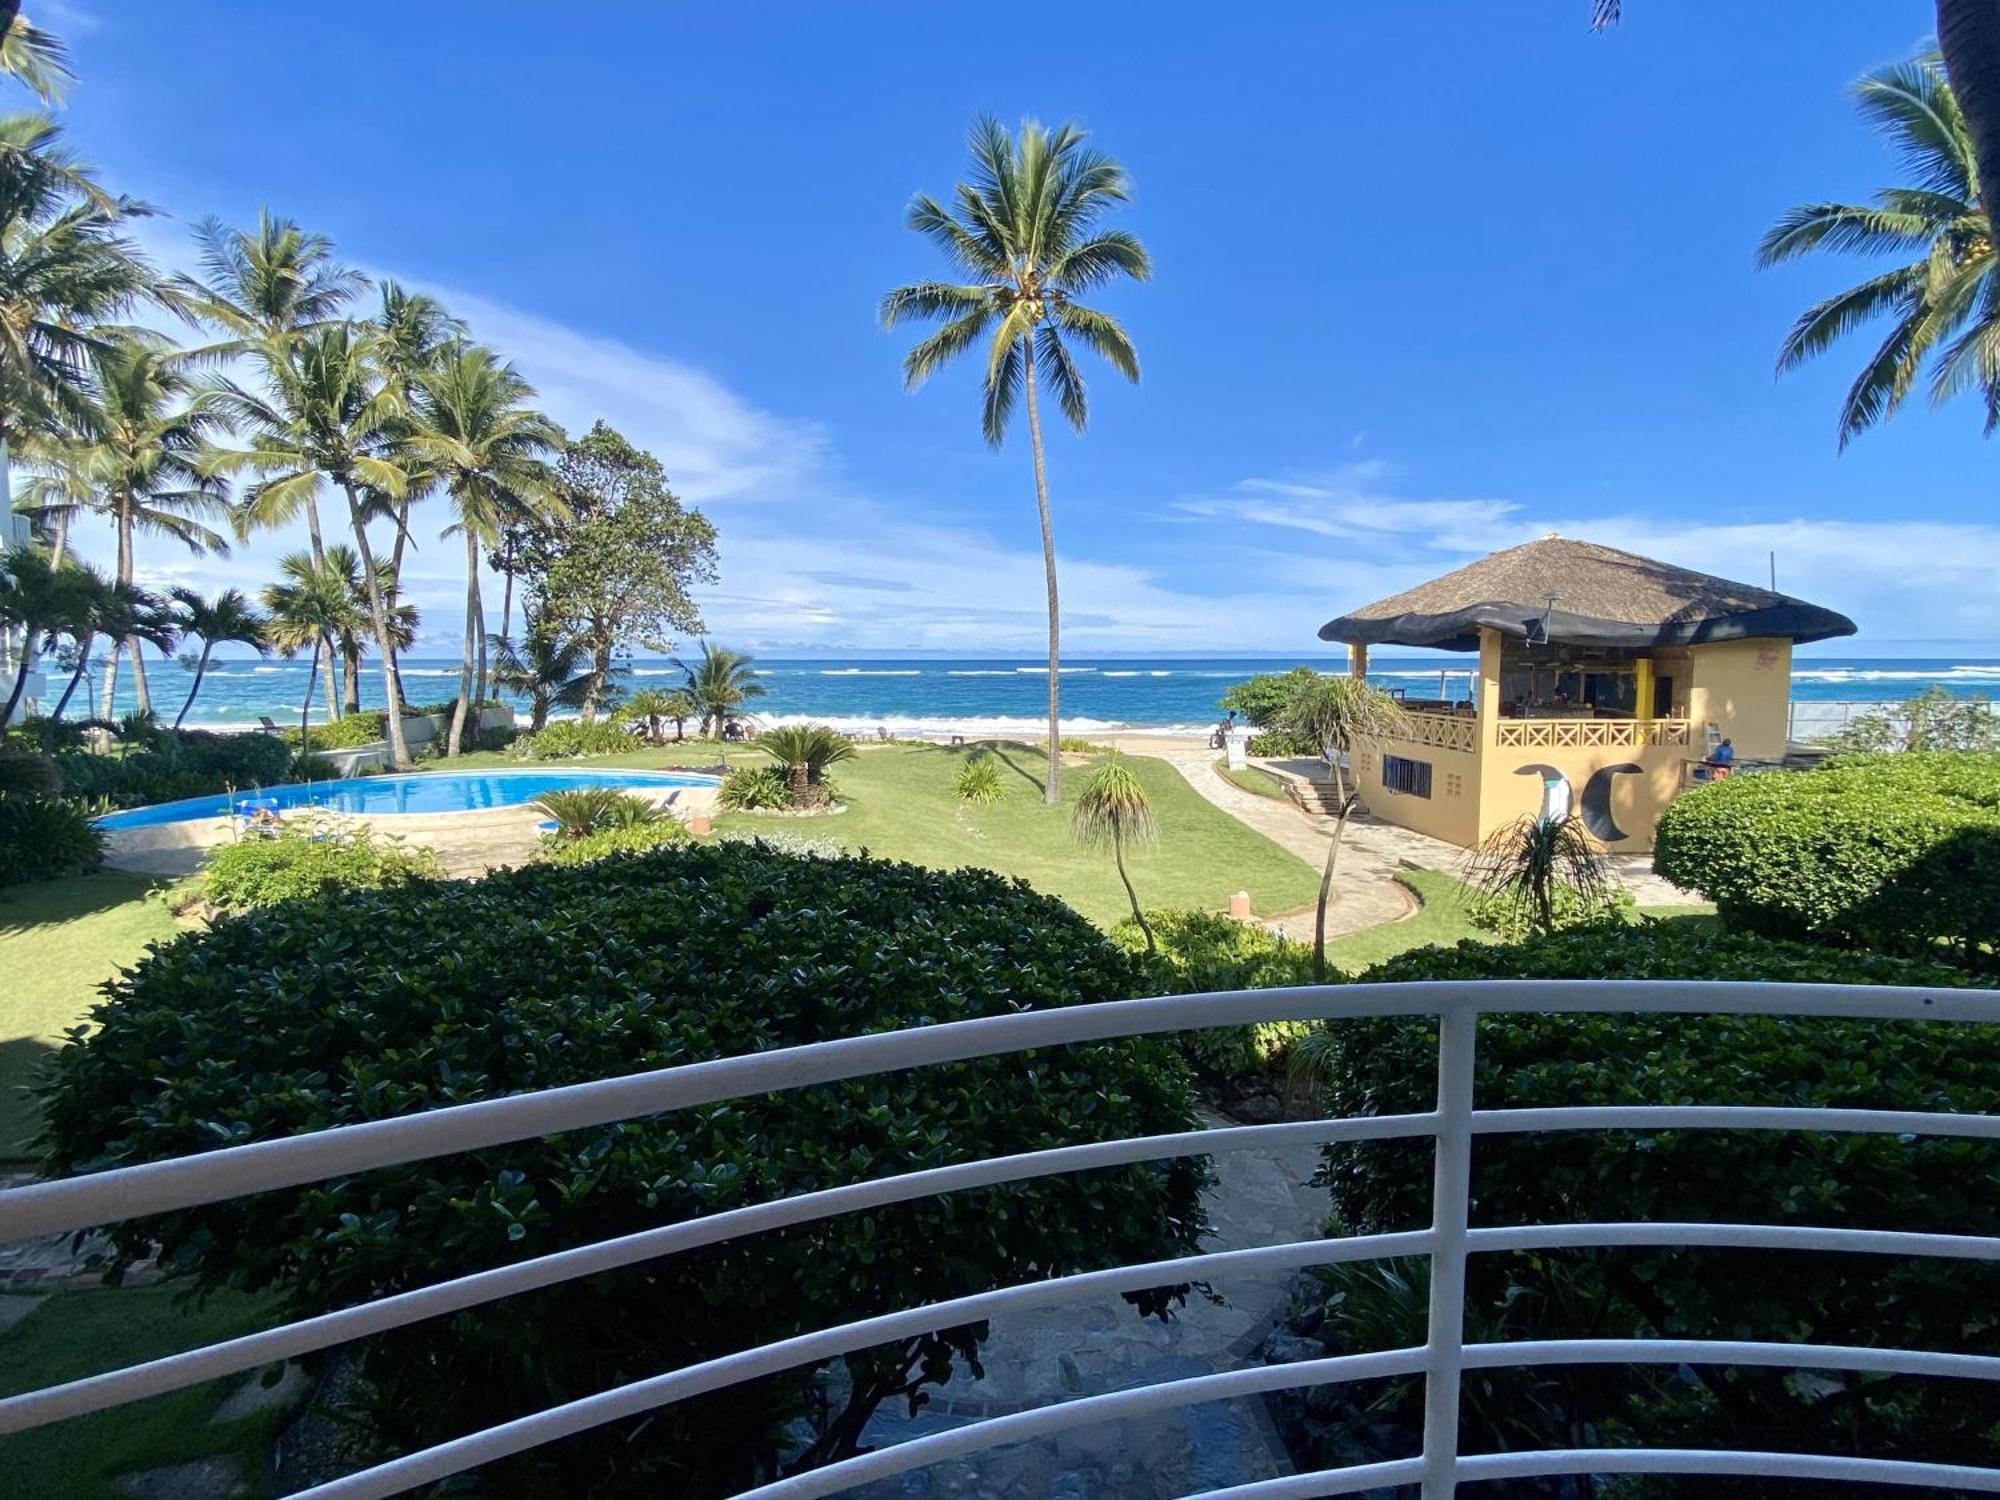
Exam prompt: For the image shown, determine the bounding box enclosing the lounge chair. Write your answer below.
[257,716,284,736]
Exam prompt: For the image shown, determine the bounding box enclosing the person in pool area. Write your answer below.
[1707,737,1735,776]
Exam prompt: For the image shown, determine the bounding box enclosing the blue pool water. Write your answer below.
[96,770,721,830]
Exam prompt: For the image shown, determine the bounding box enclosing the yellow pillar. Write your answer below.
[1476,629,1501,725]
[1634,657,1655,721]
[1349,641,1368,680]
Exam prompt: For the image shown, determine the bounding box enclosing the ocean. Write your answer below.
[60,654,2000,739]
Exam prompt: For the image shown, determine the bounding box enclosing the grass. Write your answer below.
[0,873,178,1161]
[1215,758,1289,800]
[0,1286,287,1499]
[715,742,1322,928]
[1325,868,1485,974]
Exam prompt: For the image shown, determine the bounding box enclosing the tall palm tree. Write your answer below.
[166,585,267,731]
[170,211,366,360]
[16,333,230,720]
[1759,54,2000,443]
[206,324,415,765]
[50,572,172,720]
[371,282,460,588]
[1071,752,1159,952]
[1280,676,1405,982]
[0,3,72,105]
[0,538,87,724]
[883,115,1149,804]
[408,344,563,754]
[262,550,354,744]
[675,640,766,738]
[489,628,591,733]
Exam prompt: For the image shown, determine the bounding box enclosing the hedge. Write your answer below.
[1654,752,2000,967]
[0,794,101,885]
[51,730,300,810]
[1112,908,1314,1079]
[41,845,1207,1494]
[1277,923,1997,1485]
[508,719,634,760]
[199,824,444,911]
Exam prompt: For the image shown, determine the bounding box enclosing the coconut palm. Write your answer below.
[676,640,767,738]
[0,539,89,724]
[758,722,856,807]
[0,3,72,104]
[205,324,415,764]
[884,115,1149,805]
[16,333,231,720]
[166,586,267,731]
[1071,752,1159,951]
[1280,675,1405,982]
[372,282,461,587]
[262,550,356,743]
[50,572,172,720]
[1464,812,1614,938]
[407,344,563,754]
[1758,54,2000,442]
[621,686,697,744]
[490,628,592,733]
[170,211,366,359]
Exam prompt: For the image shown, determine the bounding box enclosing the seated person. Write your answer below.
[1706,737,1736,775]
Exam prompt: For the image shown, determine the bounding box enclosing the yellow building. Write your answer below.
[1318,536,1856,852]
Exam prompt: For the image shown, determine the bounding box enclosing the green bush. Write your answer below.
[1245,727,1319,757]
[1463,882,1634,942]
[48,730,303,811]
[40,845,1207,1495]
[282,712,390,751]
[509,719,635,760]
[531,787,665,840]
[0,744,62,800]
[1220,665,1319,727]
[0,795,102,885]
[717,763,790,810]
[1819,686,2000,754]
[1111,908,1314,1079]
[953,757,1006,804]
[534,819,690,866]
[1654,752,2000,967]
[1281,922,1995,1485]
[198,823,444,911]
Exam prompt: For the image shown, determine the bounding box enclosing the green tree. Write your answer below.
[676,639,766,738]
[0,3,72,104]
[49,571,172,720]
[408,344,564,754]
[207,325,415,765]
[1071,751,1159,951]
[166,586,267,732]
[489,627,592,733]
[758,722,856,807]
[0,540,91,724]
[1759,53,2000,442]
[1825,684,2000,752]
[620,685,697,744]
[511,422,718,720]
[17,333,230,720]
[883,115,1148,805]
[261,550,357,743]
[1280,675,1405,981]
[171,211,366,360]
[1220,666,1320,728]
[370,281,461,589]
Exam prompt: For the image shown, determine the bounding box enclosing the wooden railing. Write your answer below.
[1493,717,1693,750]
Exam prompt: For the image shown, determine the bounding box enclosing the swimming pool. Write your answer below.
[95,769,722,830]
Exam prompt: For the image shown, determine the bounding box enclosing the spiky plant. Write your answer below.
[883,115,1149,806]
[530,787,664,842]
[954,755,1007,805]
[1071,752,1159,951]
[1464,812,1613,938]
[758,722,856,807]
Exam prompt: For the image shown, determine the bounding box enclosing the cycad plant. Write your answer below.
[758,722,856,808]
[530,787,663,841]
[676,640,767,737]
[1464,813,1613,938]
[1758,53,2000,441]
[884,115,1149,805]
[1071,752,1159,951]
[1280,676,1405,982]
[167,586,267,731]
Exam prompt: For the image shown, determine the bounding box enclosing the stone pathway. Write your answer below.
[847,1114,1324,1497]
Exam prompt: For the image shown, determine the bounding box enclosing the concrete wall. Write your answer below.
[315,705,517,776]
[1686,637,1791,760]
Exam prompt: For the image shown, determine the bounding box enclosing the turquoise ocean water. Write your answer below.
[68,654,2000,738]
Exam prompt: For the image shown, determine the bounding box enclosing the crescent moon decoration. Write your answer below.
[1514,763,1571,823]
[1580,762,1644,843]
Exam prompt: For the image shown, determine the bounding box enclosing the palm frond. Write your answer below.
[1034,325,1088,432]
[1756,203,1941,266]
[1853,56,1976,202]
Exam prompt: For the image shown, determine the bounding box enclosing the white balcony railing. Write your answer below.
[5,979,2000,1499]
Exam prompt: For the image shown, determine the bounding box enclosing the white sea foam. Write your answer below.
[1014,666,1097,674]
[820,668,922,676]
[946,670,1017,676]
[751,711,1209,739]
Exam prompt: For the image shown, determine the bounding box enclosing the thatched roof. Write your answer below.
[1318,536,1857,651]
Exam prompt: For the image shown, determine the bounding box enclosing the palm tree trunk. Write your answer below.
[97,637,119,721]
[304,497,326,569]
[341,643,360,716]
[340,483,413,768]
[48,509,68,569]
[1312,797,1355,985]
[173,644,212,732]
[474,582,489,712]
[1,653,32,727]
[1021,336,1062,806]
[52,631,91,719]
[449,529,478,756]
[1939,0,2000,239]
[128,645,150,715]
[320,635,340,724]
[300,639,320,743]
[499,554,515,645]
[1114,827,1154,953]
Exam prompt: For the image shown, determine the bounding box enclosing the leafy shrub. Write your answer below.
[1219,665,1319,727]
[1111,908,1313,1079]
[283,712,390,751]
[1058,737,1106,754]
[41,845,1207,1495]
[1820,686,2000,753]
[717,763,790,810]
[0,796,102,885]
[1282,922,1994,1484]
[531,787,665,840]
[198,823,443,912]
[50,729,301,810]
[953,756,1006,804]
[1654,752,2000,967]
[534,819,690,865]
[0,744,62,800]
[1245,727,1319,757]
[6,714,88,752]
[713,829,847,860]
[508,719,635,760]
[290,753,343,782]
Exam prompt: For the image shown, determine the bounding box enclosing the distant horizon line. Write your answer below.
[183,644,2000,664]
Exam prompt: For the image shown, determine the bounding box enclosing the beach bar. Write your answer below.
[1318,535,1856,851]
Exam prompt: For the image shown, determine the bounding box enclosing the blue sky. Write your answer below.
[50,0,2000,657]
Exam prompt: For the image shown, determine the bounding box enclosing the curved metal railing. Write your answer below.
[5,978,2000,1498]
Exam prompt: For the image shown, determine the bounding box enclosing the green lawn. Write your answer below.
[0,873,178,1161]
[0,1287,287,1499]
[1215,758,1290,800]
